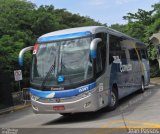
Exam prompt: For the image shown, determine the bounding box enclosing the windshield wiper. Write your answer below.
[40,58,56,90]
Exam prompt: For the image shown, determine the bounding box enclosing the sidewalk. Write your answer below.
[150,77,160,85]
[0,103,31,115]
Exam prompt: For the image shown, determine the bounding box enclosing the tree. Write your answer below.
[0,0,104,94]
[123,9,154,25]
[110,24,128,34]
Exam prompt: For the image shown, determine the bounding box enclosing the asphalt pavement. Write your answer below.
[0,84,160,134]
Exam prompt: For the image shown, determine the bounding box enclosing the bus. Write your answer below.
[19,26,150,115]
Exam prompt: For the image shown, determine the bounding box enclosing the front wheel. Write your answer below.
[107,88,118,111]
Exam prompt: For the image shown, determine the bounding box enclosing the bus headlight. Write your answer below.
[31,94,40,101]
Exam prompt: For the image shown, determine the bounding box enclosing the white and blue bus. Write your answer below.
[19,26,150,115]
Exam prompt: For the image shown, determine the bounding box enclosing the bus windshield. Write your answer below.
[31,37,93,87]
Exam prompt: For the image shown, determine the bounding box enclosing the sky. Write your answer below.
[29,0,160,26]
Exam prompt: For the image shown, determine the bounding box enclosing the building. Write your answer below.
[150,32,160,68]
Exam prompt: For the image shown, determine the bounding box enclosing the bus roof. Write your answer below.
[37,26,144,45]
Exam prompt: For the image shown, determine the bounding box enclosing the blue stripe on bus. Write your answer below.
[37,31,92,43]
[30,82,96,98]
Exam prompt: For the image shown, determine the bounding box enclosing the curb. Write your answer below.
[0,103,31,115]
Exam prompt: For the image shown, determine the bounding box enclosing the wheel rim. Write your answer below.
[110,91,116,106]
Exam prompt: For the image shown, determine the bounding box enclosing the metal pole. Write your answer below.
[18,81,21,91]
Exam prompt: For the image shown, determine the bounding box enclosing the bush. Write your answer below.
[150,59,160,77]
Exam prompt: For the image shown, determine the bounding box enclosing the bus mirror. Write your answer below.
[90,38,102,59]
[18,46,34,66]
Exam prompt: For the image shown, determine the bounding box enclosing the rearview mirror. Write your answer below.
[90,38,102,59]
[19,46,34,66]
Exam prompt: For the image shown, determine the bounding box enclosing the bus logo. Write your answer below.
[79,86,89,93]
[113,56,132,72]
[46,92,55,98]
[51,87,64,91]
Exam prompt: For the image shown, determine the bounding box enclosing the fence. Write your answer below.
[12,88,30,106]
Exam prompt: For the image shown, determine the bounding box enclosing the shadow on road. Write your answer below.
[43,85,160,126]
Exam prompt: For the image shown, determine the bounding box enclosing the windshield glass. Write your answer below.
[31,37,93,87]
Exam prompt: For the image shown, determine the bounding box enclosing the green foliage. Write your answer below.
[111,2,160,77]
[1,0,160,91]
[0,0,103,91]
[123,9,154,25]
[147,44,157,60]
[149,59,160,77]
[111,2,160,60]
[110,24,128,34]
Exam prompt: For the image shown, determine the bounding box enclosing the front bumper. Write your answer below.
[31,89,108,114]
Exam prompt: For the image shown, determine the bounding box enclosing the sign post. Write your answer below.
[14,70,23,91]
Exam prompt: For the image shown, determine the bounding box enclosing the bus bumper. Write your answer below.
[31,90,108,114]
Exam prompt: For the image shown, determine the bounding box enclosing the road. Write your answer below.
[0,84,160,134]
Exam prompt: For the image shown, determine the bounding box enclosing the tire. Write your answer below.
[60,113,72,116]
[139,77,145,93]
[107,87,118,111]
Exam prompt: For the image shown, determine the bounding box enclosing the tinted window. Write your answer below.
[141,49,147,59]
[109,35,121,54]
[109,35,126,64]
[129,49,138,60]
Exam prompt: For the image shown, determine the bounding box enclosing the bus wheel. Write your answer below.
[60,113,72,116]
[139,78,145,93]
[107,87,118,111]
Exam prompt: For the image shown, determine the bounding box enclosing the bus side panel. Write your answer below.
[108,36,139,99]
[141,59,150,85]
[127,42,142,93]
[95,72,110,109]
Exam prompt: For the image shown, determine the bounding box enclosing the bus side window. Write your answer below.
[146,50,149,59]
[129,49,138,61]
[109,35,119,64]
[109,35,126,64]
[141,49,147,59]
[120,50,127,64]
[137,49,142,60]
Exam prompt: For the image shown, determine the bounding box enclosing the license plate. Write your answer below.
[53,106,65,111]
